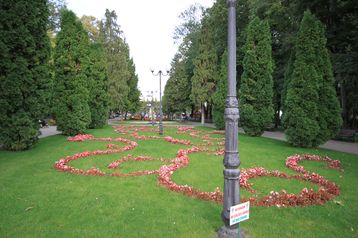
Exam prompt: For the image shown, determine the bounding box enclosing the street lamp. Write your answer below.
[217,1,241,238]
[151,69,169,135]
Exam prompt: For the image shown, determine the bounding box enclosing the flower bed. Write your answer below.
[54,125,343,207]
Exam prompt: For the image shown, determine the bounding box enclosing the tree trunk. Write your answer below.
[124,111,128,120]
[274,100,281,128]
[209,103,213,120]
[340,82,347,128]
[205,104,209,120]
[201,104,205,125]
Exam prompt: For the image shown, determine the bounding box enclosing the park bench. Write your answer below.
[335,129,357,142]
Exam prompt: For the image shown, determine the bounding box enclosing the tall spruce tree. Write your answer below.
[212,50,228,130]
[283,11,321,147]
[100,9,130,113]
[239,17,274,136]
[190,22,218,125]
[0,0,51,150]
[53,10,91,135]
[87,43,109,128]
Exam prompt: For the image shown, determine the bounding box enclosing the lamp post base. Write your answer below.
[159,121,163,135]
[217,225,247,238]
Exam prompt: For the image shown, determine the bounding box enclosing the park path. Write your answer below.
[39,120,358,155]
[39,126,61,138]
[181,121,358,155]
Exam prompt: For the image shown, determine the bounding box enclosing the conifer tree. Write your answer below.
[0,0,51,150]
[283,11,320,147]
[239,17,274,136]
[213,50,228,130]
[190,22,218,125]
[284,11,342,147]
[87,43,109,128]
[314,19,342,144]
[100,9,130,113]
[125,57,140,115]
[53,10,91,135]
[163,53,192,115]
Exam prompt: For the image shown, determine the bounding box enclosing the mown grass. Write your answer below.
[0,123,357,238]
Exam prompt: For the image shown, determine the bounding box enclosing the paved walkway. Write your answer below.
[39,126,61,138]
[181,121,358,155]
[39,121,358,155]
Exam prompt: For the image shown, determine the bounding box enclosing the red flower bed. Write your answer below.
[54,126,343,207]
[164,136,191,145]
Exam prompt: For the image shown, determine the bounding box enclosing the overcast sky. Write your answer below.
[66,0,215,101]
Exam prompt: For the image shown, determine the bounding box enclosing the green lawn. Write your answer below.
[0,124,357,238]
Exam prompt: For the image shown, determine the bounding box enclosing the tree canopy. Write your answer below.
[53,9,91,135]
[0,0,51,150]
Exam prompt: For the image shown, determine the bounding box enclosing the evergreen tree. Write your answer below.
[314,15,342,144]
[284,10,342,147]
[213,50,228,130]
[53,10,91,135]
[239,17,274,136]
[87,43,109,128]
[125,57,141,115]
[283,11,321,147]
[100,9,130,113]
[163,53,192,115]
[190,22,218,125]
[162,75,177,114]
[0,0,51,150]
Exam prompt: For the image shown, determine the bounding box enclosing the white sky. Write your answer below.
[66,0,215,101]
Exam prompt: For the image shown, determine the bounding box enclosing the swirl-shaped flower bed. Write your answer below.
[54,125,342,207]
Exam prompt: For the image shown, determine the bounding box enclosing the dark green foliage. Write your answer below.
[251,0,297,128]
[283,0,357,128]
[283,11,341,147]
[124,57,141,115]
[163,54,192,114]
[207,0,251,79]
[283,11,320,147]
[314,20,342,144]
[87,43,109,128]
[53,10,91,135]
[0,0,51,150]
[213,50,228,130]
[191,22,218,107]
[239,17,274,136]
[100,9,130,113]
[191,21,218,124]
[173,4,204,115]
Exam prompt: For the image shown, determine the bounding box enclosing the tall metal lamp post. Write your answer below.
[151,69,169,135]
[218,0,241,237]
